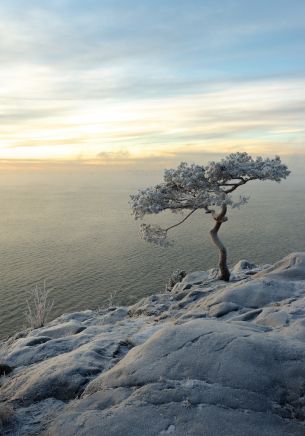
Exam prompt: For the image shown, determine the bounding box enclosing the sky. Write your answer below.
[0,0,305,168]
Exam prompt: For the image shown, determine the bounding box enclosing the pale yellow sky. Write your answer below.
[1,76,305,165]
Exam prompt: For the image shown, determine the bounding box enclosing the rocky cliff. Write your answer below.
[1,252,305,435]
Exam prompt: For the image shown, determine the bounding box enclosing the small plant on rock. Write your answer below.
[165,270,187,292]
[25,280,54,329]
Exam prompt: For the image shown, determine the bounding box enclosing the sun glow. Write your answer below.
[1,75,305,165]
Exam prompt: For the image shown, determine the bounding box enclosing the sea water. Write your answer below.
[0,165,304,339]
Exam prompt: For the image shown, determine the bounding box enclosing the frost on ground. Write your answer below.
[1,253,305,435]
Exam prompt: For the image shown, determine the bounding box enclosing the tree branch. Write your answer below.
[223,180,245,194]
[204,204,228,222]
[222,176,261,193]
[165,209,198,232]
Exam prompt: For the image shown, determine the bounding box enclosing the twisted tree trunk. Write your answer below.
[209,204,230,281]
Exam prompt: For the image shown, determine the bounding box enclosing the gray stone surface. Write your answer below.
[1,252,305,435]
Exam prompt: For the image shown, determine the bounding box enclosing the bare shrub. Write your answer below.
[94,290,118,316]
[25,281,54,329]
[107,290,118,308]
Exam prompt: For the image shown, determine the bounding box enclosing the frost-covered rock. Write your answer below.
[1,253,305,435]
[255,252,305,281]
[49,318,305,436]
[128,294,173,317]
[233,259,258,272]
[229,259,262,281]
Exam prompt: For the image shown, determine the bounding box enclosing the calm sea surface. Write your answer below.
[0,166,304,339]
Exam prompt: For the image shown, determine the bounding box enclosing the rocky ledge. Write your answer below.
[1,252,305,435]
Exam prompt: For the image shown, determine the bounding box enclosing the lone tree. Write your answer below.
[130,152,290,281]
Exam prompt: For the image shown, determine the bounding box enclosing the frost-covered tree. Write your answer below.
[130,152,290,281]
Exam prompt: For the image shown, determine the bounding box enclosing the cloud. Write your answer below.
[97,150,131,161]
[1,76,305,161]
[0,1,305,163]
[1,0,305,76]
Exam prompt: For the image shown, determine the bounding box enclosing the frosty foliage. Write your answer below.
[231,195,250,209]
[165,269,187,292]
[205,153,290,184]
[139,224,170,247]
[130,152,290,246]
